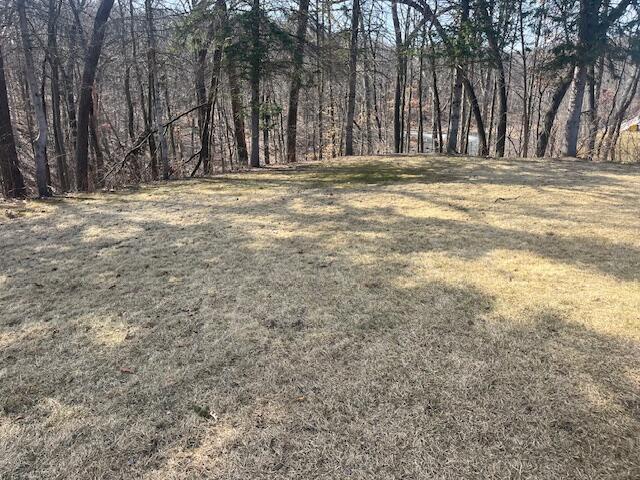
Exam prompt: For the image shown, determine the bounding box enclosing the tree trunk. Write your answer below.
[536,70,573,157]
[391,1,405,153]
[447,67,463,154]
[285,0,311,163]
[17,0,51,196]
[47,0,70,192]
[344,0,360,156]
[600,65,640,161]
[586,57,604,159]
[89,98,104,187]
[227,61,249,164]
[429,39,443,153]
[563,0,603,157]
[563,64,588,157]
[495,63,508,157]
[447,0,469,154]
[461,76,488,156]
[249,0,261,167]
[145,0,170,178]
[74,0,115,191]
[128,0,156,178]
[476,0,506,157]
[360,14,373,155]
[0,45,26,198]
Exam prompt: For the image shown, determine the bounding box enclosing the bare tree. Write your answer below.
[285,0,311,163]
[0,44,26,198]
[344,0,361,156]
[17,0,51,196]
[75,0,115,191]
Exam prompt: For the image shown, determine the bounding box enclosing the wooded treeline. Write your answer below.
[1,0,638,197]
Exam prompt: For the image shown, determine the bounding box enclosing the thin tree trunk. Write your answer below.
[249,0,261,167]
[46,0,70,191]
[286,0,311,163]
[344,0,360,156]
[89,97,105,186]
[586,56,604,158]
[360,13,373,154]
[117,0,140,179]
[391,0,405,153]
[447,67,463,154]
[461,76,488,156]
[429,38,442,153]
[417,35,425,153]
[145,0,170,178]
[600,65,640,161]
[317,0,325,159]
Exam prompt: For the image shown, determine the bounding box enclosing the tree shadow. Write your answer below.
[1,157,639,478]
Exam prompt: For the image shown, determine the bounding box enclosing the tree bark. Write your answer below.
[286,0,311,163]
[0,45,26,198]
[476,0,506,157]
[145,0,170,178]
[344,0,360,156]
[74,0,115,191]
[536,70,573,157]
[563,64,588,157]
[17,0,51,196]
[249,0,261,167]
[227,61,249,164]
[46,0,70,192]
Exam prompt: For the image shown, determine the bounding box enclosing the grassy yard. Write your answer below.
[1,156,639,479]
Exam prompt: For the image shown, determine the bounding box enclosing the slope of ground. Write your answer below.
[1,156,639,479]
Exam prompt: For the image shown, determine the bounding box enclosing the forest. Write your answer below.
[1,0,639,197]
[1,1,640,478]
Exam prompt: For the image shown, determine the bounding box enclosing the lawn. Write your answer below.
[1,156,639,479]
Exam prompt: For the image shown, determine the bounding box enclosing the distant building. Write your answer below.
[621,114,640,132]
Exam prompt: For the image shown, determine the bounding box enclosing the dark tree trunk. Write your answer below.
[536,70,573,157]
[447,67,463,154]
[0,45,26,198]
[285,0,311,163]
[461,76,488,156]
[391,0,405,153]
[75,0,115,191]
[249,0,261,167]
[344,0,360,156]
[495,63,508,157]
[476,0,506,157]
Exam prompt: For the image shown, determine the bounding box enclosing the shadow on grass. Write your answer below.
[1,156,639,478]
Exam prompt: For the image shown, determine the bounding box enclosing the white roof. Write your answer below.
[621,114,640,131]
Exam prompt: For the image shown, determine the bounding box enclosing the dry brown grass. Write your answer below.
[1,155,639,479]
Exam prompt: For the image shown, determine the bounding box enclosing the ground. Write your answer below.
[1,156,639,479]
